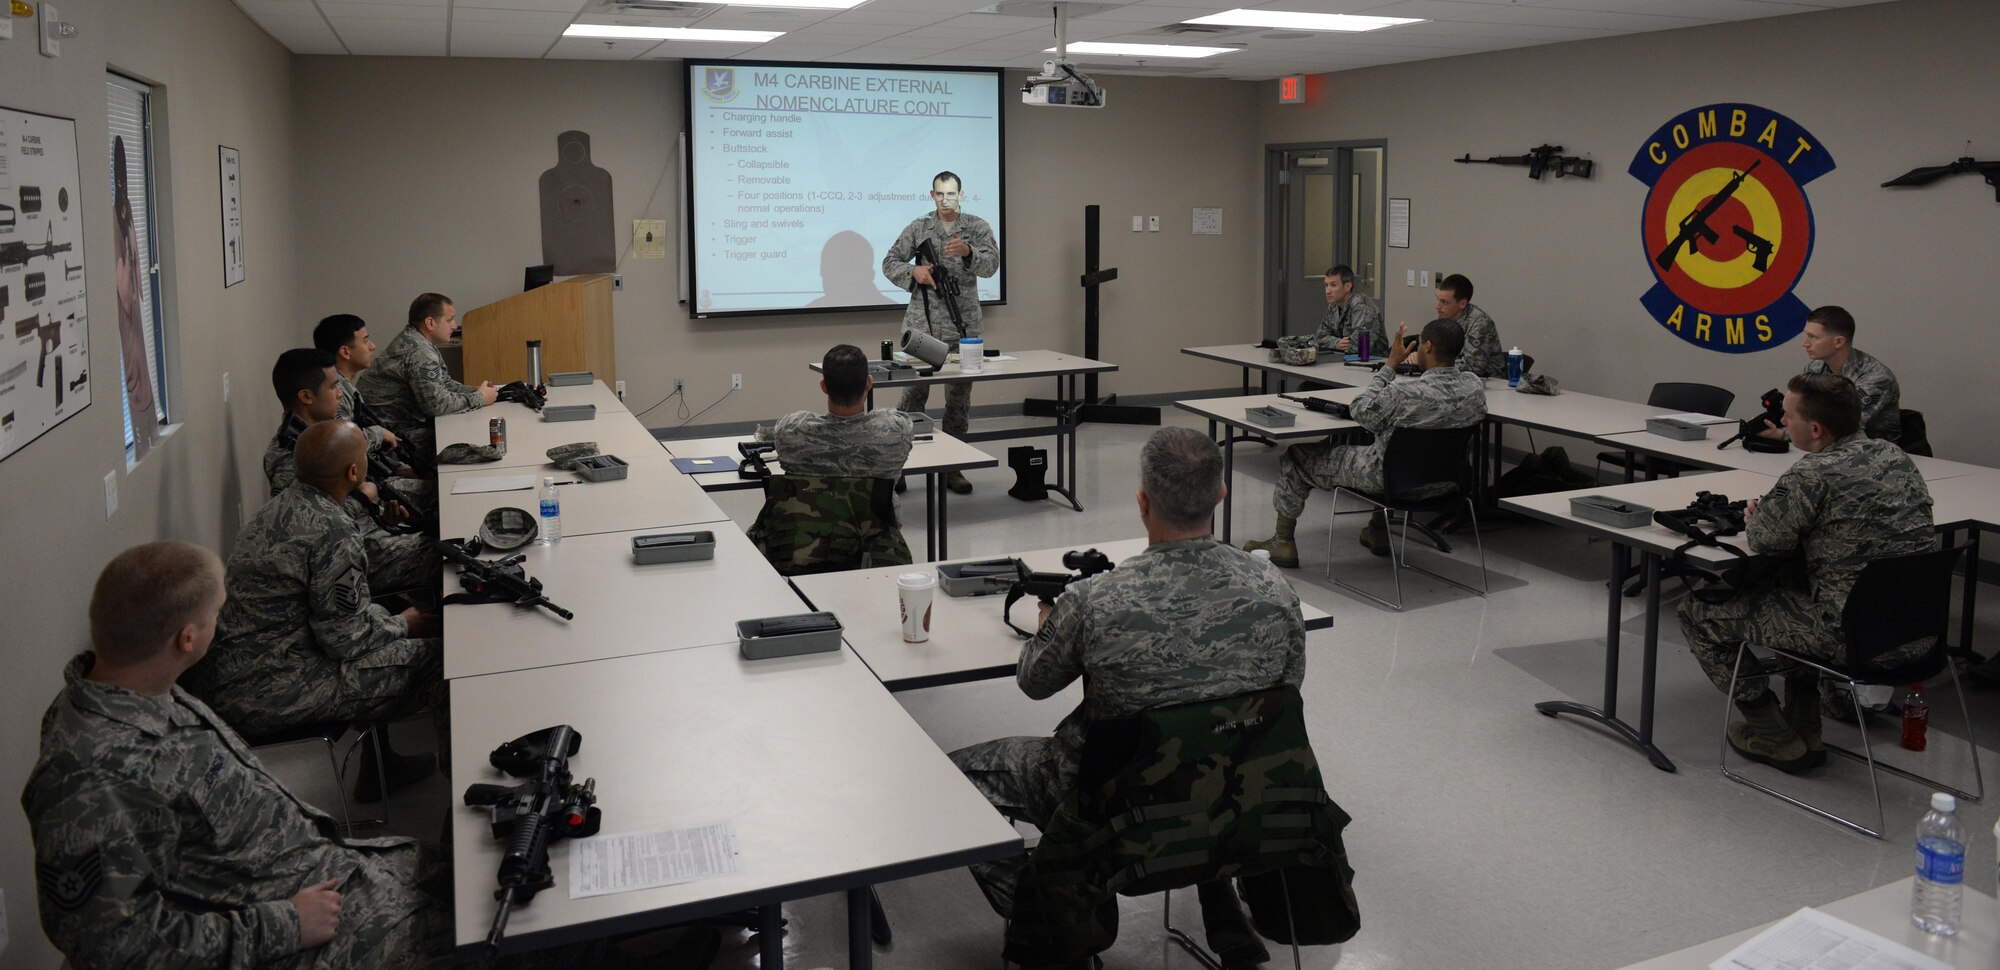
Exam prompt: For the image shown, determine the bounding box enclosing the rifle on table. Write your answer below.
[1716,388,1788,454]
[1655,160,1761,270]
[1455,144,1594,180]
[439,538,574,620]
[912,238,967,335]
[497,381,546,411]
[462,725,602,954]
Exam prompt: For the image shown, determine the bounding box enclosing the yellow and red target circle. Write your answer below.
[1643,141,1812,316]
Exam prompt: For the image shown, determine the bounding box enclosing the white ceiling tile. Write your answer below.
[450,6,572,24]
[452,22,564,39]
[452,38,557,56]
[455,0,587,10]
[322,6,446,23]
[345,37,452,55]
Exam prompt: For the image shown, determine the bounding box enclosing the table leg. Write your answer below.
[924,473,938,562]
[759,905,785,968]
[937,477,950,560]
[1221,434,1235,543]
[847,887,873,969]
[1534,542,1678,772]
[1043,374,1084,511]
[1960,527,1981,658]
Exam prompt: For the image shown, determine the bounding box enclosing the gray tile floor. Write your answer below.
[265,409,2000,969]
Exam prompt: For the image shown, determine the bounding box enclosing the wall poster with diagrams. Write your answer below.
[0,106,89,463]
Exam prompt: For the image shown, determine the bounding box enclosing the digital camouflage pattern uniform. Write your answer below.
[1678,433,1936,703]
[1274,365,1488,519]
[355,326,482,460]
[772,408,913,480]
[337,369,439,516]
[334,371,387,454]
[1312,290,1386,354]
[264,415,438,595]
[1454,304,1506,379]
[183,481,443,738]
[747,475,911,575]
[950,538,1306,918]
[882,210,999,435]
[21,654,452,970]
[1806,348,1901,442]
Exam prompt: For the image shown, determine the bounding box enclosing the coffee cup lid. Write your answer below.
[898,571,936,587]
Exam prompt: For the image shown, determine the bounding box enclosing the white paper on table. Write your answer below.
[1710,906,1952,970]
[568,820,743,899]
[1653,412,1737,426]
[450,475,537,495]
[985,354,1020,362]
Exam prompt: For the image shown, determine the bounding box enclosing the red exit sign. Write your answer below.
[1278,75,1306,104]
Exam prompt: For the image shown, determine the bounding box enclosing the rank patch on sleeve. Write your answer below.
[38,847,104,913]
[331,565,365,613]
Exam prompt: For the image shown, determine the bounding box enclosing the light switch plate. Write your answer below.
[1131,216,1143,232]
[38,2,56,56]
[1418,270,1431,287]
[103,470,117,519]
[1405,269,1416,286]
[0,8,13,40]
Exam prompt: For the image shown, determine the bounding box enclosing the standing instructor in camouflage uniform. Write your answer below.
[882,171,998,494]
[22,541,455,969]
[356,293,499,461]
[951,427,1306,968]
[1244,318,1488,566]
[1679,373,1935,774]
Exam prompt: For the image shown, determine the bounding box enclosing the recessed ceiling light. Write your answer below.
[564,24,785,42]
[1181,10,1424,32]
[1046,41,1235,58]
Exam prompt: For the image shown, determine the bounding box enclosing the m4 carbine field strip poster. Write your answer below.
[0,105,90,463]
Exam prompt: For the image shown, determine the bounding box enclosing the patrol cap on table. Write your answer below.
[546,441,600,469]
[438,442,504,464]
[479,507,539,551]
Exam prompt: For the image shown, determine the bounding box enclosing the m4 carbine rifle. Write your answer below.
[1454,144,1594,180]
[1716,388,1788,453]
[1003,548,1113,638]
[462,724,602,954]
[497,381,546,411]
[912,238,968,335]
[439,537,575,620]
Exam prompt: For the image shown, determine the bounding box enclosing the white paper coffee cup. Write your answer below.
[897,571,936,642]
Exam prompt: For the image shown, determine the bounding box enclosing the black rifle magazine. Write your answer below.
[738,612,844,660]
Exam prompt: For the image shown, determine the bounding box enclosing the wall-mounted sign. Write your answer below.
[1278,75,1305,105]
[1628,103,1834,353]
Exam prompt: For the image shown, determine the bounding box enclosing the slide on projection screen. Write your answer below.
[684,60,1004,318]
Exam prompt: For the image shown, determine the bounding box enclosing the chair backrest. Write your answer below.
[746,475,910,576]
[1381,425,1476,503]
[1004,685,1358,965]
[1898,409,1934,457]
[1841,544,1962,671]
[1647,381,1735,417]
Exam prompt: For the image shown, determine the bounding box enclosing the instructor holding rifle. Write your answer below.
[882,170,998,494]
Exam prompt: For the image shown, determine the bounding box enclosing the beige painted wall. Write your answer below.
[0,2,300,966]
[291,58,1265,429]
[1254,0,2000,465]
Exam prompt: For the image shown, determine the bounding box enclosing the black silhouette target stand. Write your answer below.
[1023,205,1161,429]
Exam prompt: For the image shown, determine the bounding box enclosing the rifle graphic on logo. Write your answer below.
[1655,160,1761,271]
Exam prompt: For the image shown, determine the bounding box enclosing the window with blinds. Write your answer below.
[107,74,168,454]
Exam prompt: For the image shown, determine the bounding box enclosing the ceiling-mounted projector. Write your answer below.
[1022,60,1104,107]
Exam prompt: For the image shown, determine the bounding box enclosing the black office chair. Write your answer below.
[1719,544,1983,839]
[243,721,391,834]
[1594,382,1735,483]
[1328,425,1487,611]
[1898,409,1934,457]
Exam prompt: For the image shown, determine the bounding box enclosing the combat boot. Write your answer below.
[1782,669,1828,768]
[1727,693,1814,774]
[1357,510,1391,558]
[945,471,972,494]
[1241,537,1299,569]
[894,474,908,494]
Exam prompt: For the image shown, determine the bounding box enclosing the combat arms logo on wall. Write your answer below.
[1628,103,1834,353]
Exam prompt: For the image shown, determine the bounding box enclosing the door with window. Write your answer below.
[1265,142,1386,341]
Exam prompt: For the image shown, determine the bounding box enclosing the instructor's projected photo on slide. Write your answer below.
[685,61,1004,318]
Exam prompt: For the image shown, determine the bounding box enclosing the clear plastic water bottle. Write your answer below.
[538,477,562,544]
[1506,346,1524,388]
[1911,792,1965,936]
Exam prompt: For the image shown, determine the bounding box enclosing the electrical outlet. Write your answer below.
[616,379,627,398]
[1147,215,1160,232]
[613,274,622,292]
[673,377,684,394]
[222,371,230,402]
[103,470,117,519]
[730,374,743,390]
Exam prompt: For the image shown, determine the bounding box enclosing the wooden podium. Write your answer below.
[459,274,616,386]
